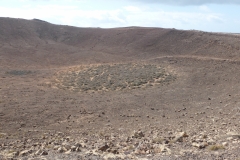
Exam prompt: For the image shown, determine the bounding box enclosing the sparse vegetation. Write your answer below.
[5,70,34,76]
[128,145,135,150]
[208,145,225,151]
[152,137,165,144]
[54,63,175,92]
[0,133,6,138]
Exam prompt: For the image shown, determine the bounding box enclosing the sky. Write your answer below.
[0,0,240,33]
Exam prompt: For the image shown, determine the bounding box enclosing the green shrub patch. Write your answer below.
[54,63,175,92]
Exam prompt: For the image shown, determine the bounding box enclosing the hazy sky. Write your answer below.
[1,0,240,33]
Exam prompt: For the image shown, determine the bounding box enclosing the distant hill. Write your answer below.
[0,17,240,68]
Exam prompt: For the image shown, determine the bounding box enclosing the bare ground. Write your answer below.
[0,17,240,160]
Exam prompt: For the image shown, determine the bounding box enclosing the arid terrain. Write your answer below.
[0,17,240,160]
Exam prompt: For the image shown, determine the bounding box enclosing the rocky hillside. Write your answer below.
[1,17,240,68]
[0,17,240,160]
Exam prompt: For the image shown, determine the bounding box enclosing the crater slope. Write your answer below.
[0,17,240,159]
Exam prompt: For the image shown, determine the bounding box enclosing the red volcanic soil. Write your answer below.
[0,17,240,159]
